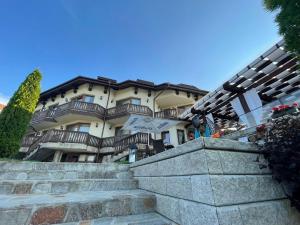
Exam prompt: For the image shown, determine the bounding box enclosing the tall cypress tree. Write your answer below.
[0,70,42,158]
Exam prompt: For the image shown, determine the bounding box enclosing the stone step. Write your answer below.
[0,162,129,172]
[0,190,156,225]
[0,170,132,180]
[55,213,175,225]
[0,179,138,194]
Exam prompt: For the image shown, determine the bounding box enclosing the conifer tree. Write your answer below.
[0,70,42,158]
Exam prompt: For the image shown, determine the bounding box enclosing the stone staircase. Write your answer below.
[0,162,172,225]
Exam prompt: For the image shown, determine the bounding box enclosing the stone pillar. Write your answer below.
[53,151,63,162]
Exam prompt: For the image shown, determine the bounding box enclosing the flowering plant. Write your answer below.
[271,102,299,118]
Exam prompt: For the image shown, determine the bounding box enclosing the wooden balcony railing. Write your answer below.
[31,102,155,125]
[100,134,129,148]
[40,129,102,147]
[23,129,103,155]
[31,101,106,125]
[54,101,106,119]
[114,132,152,153]
[155,108,186,120]
[31,110,56,124]
[106,104,153,120]
[21,136,40,147]
[22,130,151,156]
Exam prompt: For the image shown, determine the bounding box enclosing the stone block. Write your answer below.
[166,176,192,200]
[137,177,167,194]
[13,183,32,194]
[32,182,51,194]
[0,182,13,194]
[178,199,219,225]
[78,202,103,220]
[238,200,300,225]
[129,194,156,215]
[64,205,80,223]
[130,138,204,168]
[210,175,286,206]
[205,151,223,174]
[51,182,71,194]
[155,194,181,224]
[157,158,175,176]
[0,208,31,225]
[135,162,158,177]
[191,175,214,205]
[157,151,208,176]
[216,206,243,225]
[30,205,67,225]
[218,151,270,175]
[115,171,133,179]
[202,137,258,152]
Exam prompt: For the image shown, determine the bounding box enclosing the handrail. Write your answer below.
[106,103,153,119]
[31,102,155,124]
[114,132,152,154]
[21,136,40,147]
[24,129,102,155]
[155,108,186,119]
[22,130,152,156]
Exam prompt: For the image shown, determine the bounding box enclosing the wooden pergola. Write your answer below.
[181,40,300,129]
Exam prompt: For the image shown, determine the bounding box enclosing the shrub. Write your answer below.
[263,113,300,211]
[0,70,42,158]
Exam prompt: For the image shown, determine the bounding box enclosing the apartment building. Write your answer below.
[20,76,207,163]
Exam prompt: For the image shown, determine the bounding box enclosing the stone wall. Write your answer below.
[130,138,300,225]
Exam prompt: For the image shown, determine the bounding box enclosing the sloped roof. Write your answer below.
[39,76,208,101]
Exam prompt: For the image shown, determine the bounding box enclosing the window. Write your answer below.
[115,126,123,136]
[131,98,141,105]
[161,131,170,144]
[116,98,141,106]
[66,123,90,133]
[73,95,95,103]
[177,129,186,145]
[48,103,58,110]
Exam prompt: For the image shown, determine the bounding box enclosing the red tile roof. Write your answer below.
[0,103,6,111]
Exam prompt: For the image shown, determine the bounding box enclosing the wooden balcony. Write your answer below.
[106,104,153,120]
[30,110,56,125]
[22,130,152,159]
[23,129,103,159]
[155,108,186,120]
[54,101,106,119]
[30,101,106,128]
[30,102,154,127]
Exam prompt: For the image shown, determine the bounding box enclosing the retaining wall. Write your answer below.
[130,138,300,225]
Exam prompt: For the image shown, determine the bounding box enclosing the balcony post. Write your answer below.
[52,150,63,162]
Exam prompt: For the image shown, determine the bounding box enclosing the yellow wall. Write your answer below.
[34,82,199,146]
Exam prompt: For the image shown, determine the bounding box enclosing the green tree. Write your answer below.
[0,70,42,158]
[263,0,300,56]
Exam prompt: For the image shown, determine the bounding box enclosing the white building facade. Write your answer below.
[20,76,207,163]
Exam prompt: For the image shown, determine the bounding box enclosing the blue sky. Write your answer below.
[0,0,280,104]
